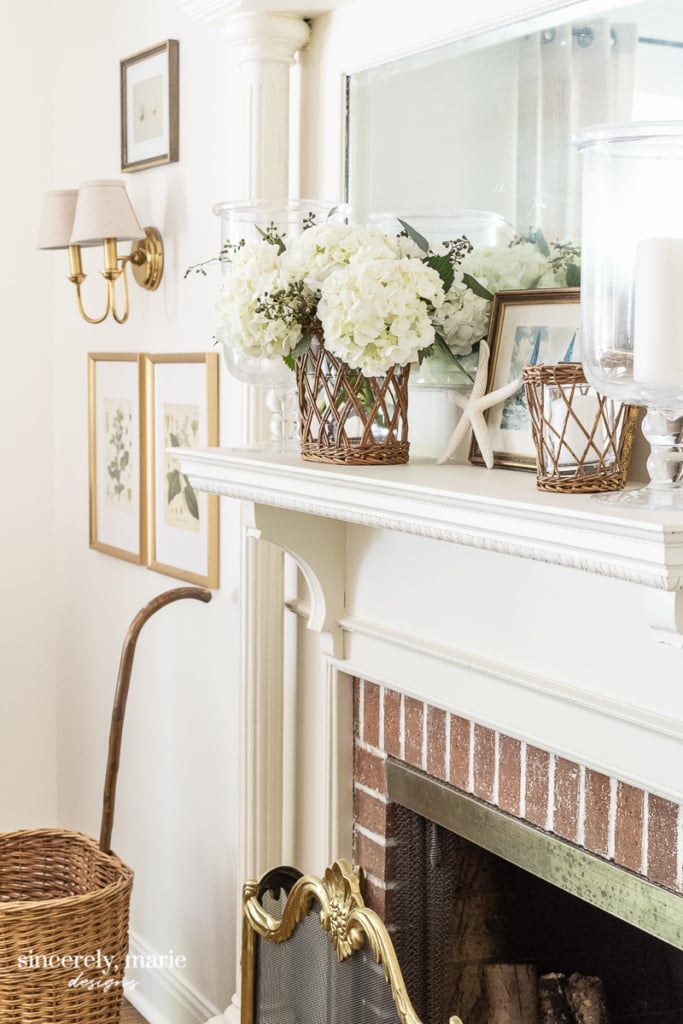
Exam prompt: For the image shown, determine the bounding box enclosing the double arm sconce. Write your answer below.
[37,180,163,324]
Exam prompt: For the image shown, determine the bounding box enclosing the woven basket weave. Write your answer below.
[295,338,410,465]
[523,362,638,493]
[0,587,211,1024]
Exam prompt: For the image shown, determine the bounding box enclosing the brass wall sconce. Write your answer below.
[37,180,163,324]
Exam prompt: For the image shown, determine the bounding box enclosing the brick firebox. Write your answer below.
[352,679,683,920]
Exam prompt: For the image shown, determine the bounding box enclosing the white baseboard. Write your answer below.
[124,930,222,1024]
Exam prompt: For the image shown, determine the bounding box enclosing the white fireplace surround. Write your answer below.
[177,447,683,813]
[173,2,683,1022]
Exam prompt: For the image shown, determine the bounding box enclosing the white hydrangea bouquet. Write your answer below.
[194,217,580,381]
[187,215,580,463]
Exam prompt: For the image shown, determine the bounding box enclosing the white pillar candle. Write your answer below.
[633,237,683,387]
[550,392,599,465]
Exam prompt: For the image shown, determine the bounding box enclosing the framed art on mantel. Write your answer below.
[88,353,146,563]
[120,39,179,172]
[145,353,219,588]
[470,288,581,471]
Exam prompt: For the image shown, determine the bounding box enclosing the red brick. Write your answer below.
[449,715,470,792]
[647,794,680,890]
[354,788,389,837]
[554,757,581,842]
[472,725,496,803]
[426,706,447,781]
[354,745,387,797]
[615,782,644,874]
[404,697,424,768]
[525,746,550,828]
[361,875,386,917]
[383,688,402,759]
[498,735,521,816]
[363,681,381,749]
[584,769,611,857]
[354,830,394,882]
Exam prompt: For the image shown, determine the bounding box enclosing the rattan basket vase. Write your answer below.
[523,362,638,493]
[295,337,410,465]
[0,587,211,1024]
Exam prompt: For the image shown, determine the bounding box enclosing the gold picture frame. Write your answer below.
[120,40,179,172]
[469,287,581,471]
[145,353,219,588]
[88,353,147,564]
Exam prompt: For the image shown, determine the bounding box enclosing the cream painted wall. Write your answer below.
[6,0,245,1018]
[0,1,57,828]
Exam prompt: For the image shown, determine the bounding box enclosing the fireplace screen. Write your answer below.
[240,859,458,1024]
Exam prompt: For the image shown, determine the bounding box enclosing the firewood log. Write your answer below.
[567,973,611,1024]
[539,973,574,1023]
[486,963,539,1023]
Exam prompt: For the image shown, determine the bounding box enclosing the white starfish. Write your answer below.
[436,340,523,469]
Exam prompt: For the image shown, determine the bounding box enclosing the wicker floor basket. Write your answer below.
[295,338,410,465]
[0,587,211,1024]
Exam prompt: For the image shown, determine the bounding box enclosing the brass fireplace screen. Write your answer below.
[240,858,463,1024]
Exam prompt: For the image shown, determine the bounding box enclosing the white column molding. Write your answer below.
[176,9,311,1022]
[226,13,310,200]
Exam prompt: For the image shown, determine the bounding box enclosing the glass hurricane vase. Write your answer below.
[213,199,345,453]
[575,122,683,508]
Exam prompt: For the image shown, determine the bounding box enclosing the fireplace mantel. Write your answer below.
[177,444,683,872]
[176,446,683,643]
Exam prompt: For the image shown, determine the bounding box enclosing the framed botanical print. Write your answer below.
[145,353,219,588]
[470,288,581,470]
[88,353,146,563]
[120,40,179,172]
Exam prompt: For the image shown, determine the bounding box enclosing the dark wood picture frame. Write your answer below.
[120,39,179,172]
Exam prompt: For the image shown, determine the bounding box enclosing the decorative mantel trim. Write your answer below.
[175,447,683,591]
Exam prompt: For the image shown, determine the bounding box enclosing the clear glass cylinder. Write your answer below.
[368,209,514,250]
[212,200,346,450]
[575,122,683,506]
[575,122,683,408]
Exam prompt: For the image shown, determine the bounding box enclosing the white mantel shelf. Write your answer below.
[176,446,683,592]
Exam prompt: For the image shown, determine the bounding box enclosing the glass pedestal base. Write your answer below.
[593,407,683,510]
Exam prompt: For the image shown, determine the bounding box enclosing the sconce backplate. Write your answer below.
[130,226,164,291]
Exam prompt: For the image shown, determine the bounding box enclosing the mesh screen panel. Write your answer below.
[390,805,459,1024]
[253,887,404,1024]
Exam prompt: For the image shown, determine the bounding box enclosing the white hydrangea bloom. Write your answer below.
[285,223,397,289]
[434,281,491,356]
[318,256,444,375]
[214,240,304,359]
[462,241,560,293]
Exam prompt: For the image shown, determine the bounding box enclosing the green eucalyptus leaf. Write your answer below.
[566,263,581,288]
[424,254,454,294]
[533,228,550,257]
[462,273,494,301]
[290,336,313,359]
[167,469,182,504]
[283,354,295,372]
[184,483,200,520]
[397,219,430,253]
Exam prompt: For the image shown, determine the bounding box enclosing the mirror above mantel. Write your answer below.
[347,0,683,241]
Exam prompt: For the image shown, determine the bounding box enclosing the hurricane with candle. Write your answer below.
[575,122,683,507]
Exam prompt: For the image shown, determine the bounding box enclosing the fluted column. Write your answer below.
[177,2,309,199]
[177,6,311,1024]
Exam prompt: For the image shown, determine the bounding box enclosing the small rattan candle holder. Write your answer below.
[295,338,410,465]
[523,362,638,493]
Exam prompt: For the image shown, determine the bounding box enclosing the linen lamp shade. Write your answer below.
[37,189,78,250]
[70,180,145,244]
